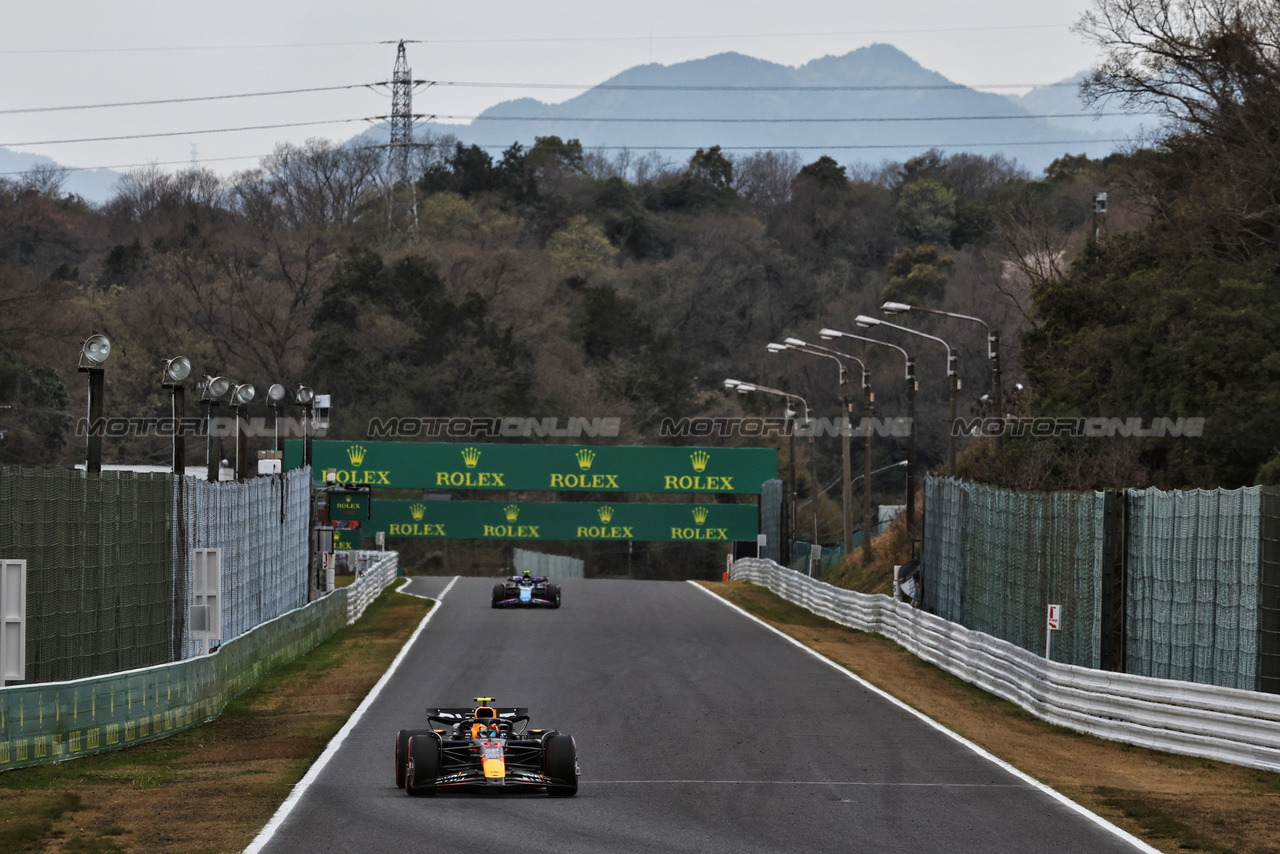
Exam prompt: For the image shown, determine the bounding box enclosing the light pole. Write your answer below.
[295,385,315,468]
[882,301,1001,449]
[77,333,112,473]
[200,376,232,482]
[726,379,811,568]
[770,338,873,562]
[855,314,959,473]
[230,383,255,481]
[161,357,191,475]
[820,328,917,533]
[266,383,288,453]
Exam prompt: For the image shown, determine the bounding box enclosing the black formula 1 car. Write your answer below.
[492,571,562,609]
[394,699,579,796]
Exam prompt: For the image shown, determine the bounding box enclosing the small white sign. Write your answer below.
[1047,604,1061,630]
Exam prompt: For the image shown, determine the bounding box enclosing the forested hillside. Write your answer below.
[2,0,1279,512]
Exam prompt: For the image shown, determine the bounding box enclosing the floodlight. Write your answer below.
[231,383,256,406]
[79,333,112,367]
[783,337,806,347]
[818,328,841,340]
[880,301,912,314]
[202,376,231,400]
[765,343,787,353]
[855,315,881,328]
[162,356,191,383]
[295,385,315,404]
[723,379,742,389]
[267,383,287,403]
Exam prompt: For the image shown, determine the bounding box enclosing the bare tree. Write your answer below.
[733,150,802,219]
[20,163,70,198]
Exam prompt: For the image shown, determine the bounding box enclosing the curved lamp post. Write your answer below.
[726,378,810,570]
[820,327,917,533]
[771,338,874,562]
[882,301,1001,449]
[855,314,959,473]
[230,383,255,481]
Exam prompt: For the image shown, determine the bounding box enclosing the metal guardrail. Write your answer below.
[345,551,400,625]
[730,558,1280,773]
[0,552,402,773]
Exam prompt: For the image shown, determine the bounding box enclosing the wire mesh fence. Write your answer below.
[1125,486,1260,690]
[512,548,585,579]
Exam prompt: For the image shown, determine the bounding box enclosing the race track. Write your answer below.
[248,577,1152,854]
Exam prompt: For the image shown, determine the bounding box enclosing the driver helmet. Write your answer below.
[522,569,532,578]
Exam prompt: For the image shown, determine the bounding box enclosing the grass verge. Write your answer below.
[0,586,434,854]
[702,580,1280,854]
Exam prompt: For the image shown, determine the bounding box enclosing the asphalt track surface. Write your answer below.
[248,577,1152,854]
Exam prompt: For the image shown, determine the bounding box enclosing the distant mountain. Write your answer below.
[0,148,123,205]
[359,45,1131,175]
[1004,72,1160,142]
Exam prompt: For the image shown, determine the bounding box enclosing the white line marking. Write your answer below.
[395,574,458,601]
[589,780,1021,787]
[436,575,459,600]
[689,581,1162,854]
[243,584,451,854]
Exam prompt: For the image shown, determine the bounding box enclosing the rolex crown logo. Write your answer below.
[347,444,367,466]
[597,505,614,523]
[504,504,520,522]
[461,446,481,468]
[690,450,710,473]
[692,506,709,525]
[410,503,426,521]
[576,449,596,471]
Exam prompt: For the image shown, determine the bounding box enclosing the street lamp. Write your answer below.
[78,333,112,473]
[230,383,255,481]
[161,356,191,475]
[856,314,960,472]
[882,301,1002,449]
[295,384,315,468]
[820,327,918,533]
[727,378,810,568]
[771,337,873,561]
[267,383,287,453]
[201,376,232,482]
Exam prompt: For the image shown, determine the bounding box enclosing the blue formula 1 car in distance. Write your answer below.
[492,569,561,608]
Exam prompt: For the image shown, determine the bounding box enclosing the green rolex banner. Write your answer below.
[285,441,777,495]
[369,499,758,542]
[332,527,362,550]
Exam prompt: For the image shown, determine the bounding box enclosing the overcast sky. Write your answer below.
[1,1,1105,176]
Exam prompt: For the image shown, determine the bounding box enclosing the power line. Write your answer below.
[435,112,1145,123]
[0,118,370,148]
[423,79,1083,92]
[0,85,371,116]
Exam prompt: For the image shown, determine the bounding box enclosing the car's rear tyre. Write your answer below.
[395,729,433,788]
[405,734,440,796]
[544,733,578,796]
[548,583,561,609]
[491,583,504,608]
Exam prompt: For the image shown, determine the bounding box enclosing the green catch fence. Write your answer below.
[0,466,175,683]
[1125,487,1260,690]
[921,477,1102,668]
[0,586,348,773]
[512,548,585,579]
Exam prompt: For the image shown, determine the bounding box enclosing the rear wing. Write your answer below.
[426,707,529,721]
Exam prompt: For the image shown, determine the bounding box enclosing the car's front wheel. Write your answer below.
[395,729,433,789]
[544,733,578,796]
[405,734,440,796]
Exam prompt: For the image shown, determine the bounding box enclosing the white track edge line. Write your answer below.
[689,580,1162,854]
[243,576,457,853]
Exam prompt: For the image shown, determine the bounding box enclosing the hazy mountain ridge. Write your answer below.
[413,45,1123,173]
